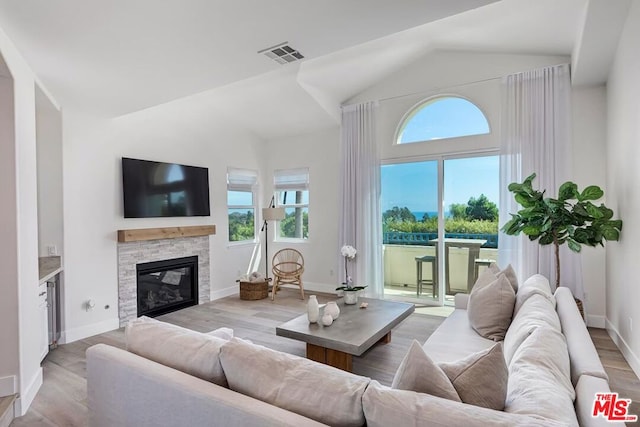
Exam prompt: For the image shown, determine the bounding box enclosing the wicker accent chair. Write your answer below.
[271,248,305,300]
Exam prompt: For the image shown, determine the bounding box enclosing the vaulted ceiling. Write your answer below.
[0,0,631,140]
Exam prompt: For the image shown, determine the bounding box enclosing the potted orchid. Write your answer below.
[336,245,367,304]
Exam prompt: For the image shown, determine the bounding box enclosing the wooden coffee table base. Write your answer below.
[306,332,392,372]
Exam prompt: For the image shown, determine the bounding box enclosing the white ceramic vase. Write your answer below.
[343,291,358,305]
[321,313,333,326]
[325,301,340,320]
[307,295,319,323]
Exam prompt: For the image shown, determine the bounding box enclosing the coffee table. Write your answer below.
[276,297,414,372]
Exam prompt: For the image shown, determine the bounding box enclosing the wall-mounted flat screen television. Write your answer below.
[122,157,210,218]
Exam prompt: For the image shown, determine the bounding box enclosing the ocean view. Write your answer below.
[411,211,451,219]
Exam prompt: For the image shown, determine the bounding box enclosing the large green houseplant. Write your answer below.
[502,173,622,287]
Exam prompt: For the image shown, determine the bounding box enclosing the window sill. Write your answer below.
[227,240,258,249]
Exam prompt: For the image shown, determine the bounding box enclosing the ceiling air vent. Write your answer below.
[258,42,304,65]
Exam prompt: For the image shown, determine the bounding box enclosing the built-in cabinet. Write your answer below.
[38,256,62,361]
[37,282,48,361]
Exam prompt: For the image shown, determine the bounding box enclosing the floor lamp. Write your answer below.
[261,202,285,280]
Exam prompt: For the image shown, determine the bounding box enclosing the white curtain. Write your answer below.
[499,63,583,299]
[339,102,383,297]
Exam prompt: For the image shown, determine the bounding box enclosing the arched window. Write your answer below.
[396,96,490,144]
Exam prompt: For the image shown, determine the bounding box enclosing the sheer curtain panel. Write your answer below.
[339,102,383,297]
[499,63,583,299]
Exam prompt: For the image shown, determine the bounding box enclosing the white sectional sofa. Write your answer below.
[87,274,623,427]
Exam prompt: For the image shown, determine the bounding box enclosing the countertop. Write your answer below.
[39,256,62,284]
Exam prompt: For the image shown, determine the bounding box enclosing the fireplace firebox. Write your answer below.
[136,256,198,318]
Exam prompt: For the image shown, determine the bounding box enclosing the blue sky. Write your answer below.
[381,156,499,214]
[382,97,498,214]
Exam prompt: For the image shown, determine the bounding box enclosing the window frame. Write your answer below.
[394,95,491,146]
[226,168,258,245]
[274,168,309,242]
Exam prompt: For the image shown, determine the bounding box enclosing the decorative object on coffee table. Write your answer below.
[336,245,367,305]
[307,295,319,323]
[276,298,414,372]
[325,301,340,320]
[321,314,333,326]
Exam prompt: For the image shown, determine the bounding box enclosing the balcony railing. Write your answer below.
[383,232,498,248]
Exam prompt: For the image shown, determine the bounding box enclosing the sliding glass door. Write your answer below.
[381,154,499,305]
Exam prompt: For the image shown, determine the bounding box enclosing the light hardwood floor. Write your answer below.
[9,289,640,426]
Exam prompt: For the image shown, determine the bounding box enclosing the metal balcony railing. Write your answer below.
[383,232,498,248]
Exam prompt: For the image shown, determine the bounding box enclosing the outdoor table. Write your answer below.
[428,237,487,294]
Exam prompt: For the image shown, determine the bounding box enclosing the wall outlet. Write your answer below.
[47,245,57,256]
[329,269,334,276]
[630,317,633,333]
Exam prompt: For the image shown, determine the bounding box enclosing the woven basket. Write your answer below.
[575,297,585,320]
[239,280,268,300]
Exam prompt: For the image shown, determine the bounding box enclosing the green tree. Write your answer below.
[449,203,467,220]
[465,194,498,221]
[383,206,416,222]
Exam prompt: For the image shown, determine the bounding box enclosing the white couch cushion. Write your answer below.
[555,287,608,385]
[391,340,461,402]
[207,327,234,341]
[503,293,561,365]
[505,326,578,426]
[125,316,229,387]
[363,381,566,427]
[514,274,555,315]
[468,274,515,341]
[423,309,494,363]
[219,337,369,427]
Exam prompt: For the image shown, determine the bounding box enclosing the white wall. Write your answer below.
[0,26,46,414]
[571,85,608,327]
[265,127,341,294]
[0,58,19,398]
[36,85,64,258]
[605,0,640,376]
[60,97,267,342]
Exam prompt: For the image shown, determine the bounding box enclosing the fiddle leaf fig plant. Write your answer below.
[502,173,622,287]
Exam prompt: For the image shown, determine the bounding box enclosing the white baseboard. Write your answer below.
[210,285,238,301]
[606,318,640,378]
[60,317,120,344]
[302,281,338,295]
[14,368,42,416]
[210,282,338,301]
[587,315,606,328]
[0,376,16,397]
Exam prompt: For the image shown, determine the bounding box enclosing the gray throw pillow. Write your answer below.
[499,264,519,293]
[392,341,509,411]
[468,274,516,341]
[391,340,461,402]
[440,343,508,410]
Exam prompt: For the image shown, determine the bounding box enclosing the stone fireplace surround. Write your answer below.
[117,233,211,327]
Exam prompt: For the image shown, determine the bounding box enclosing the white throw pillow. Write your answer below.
[125,316,229,387]
[468,274,516,341]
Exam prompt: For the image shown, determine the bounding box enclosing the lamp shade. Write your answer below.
[262,207,285,221]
